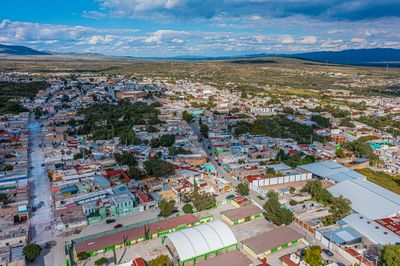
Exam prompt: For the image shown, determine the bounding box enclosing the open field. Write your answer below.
[1,56,399,96]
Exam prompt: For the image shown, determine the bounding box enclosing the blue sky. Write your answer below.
[0,0,399,56]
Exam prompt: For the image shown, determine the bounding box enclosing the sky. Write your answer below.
[0,0,399,57]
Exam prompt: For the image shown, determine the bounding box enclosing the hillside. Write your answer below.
[0,44,51,56]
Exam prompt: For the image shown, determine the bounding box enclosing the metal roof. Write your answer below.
[323,227,362,245]
[328,179,400,220]
[166,221,237,262]
[299,161,365,182]
[342,214,400,245]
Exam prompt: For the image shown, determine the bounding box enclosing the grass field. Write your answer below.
[356,168,400,195]
[0,56,399,96]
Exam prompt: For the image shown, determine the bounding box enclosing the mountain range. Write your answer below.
[0,43,399,67]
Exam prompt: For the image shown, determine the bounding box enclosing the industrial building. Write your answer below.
[164,221,238,265]
[221,204,263,225]
[196,250,252,266]
[241,226,302,259]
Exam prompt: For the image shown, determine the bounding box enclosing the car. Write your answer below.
[106,219,116,224]
[114,224,123,229]
[226,194,235,200]
[323,249,334,257]
[44,241,57,249]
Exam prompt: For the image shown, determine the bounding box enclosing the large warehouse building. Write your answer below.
[164,221,238,265]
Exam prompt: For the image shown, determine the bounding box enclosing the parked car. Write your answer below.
[323,249,334,257]
[44,241,57,249]
[114,224,123,229]
[106,219,116,224]
[226,194,235,200]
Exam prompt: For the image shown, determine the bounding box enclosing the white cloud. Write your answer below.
[280,36,295,44]
[351,37,366,43]
[144,30,188,43]
[0,19,10,29]
[299,36,318,44]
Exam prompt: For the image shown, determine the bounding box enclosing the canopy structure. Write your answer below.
[165,221,238,264]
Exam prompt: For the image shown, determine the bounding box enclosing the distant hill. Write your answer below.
[291,48,400,67]
[0,44,51,56]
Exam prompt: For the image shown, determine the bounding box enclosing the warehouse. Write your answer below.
[221,204,263,225]
[299,161,365,183]
[164,221,238,265]
[242,226,302,259]
[196,250,252,266]
[323,227,363,246]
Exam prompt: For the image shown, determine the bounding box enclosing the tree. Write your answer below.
[144,158,175,178]
[95,257,108,266]
[23,244,42,262]
[380,244,400,266]
[289,199,297,206]
[182,203,194,214]
[3,164,13,171]
[73,153,83,160]
[182,111,194,123]
[160,134,175,147]
[191,192,216,211]
[127,166,146,180]
[147,255,171,266]
[329,195,351,221]
[150,138,161,148]
[301,180,333,204]
[289,186,296,193]
[236,183,250,196]
[0,193,12,204]
[77,251,91,261]
[304,246,322,266]
[114,152,137,168]
[200,124,209,138]
[311,115,332,128]
[263,191,293,226]
[266,167,276,175]
[159,199,175,217]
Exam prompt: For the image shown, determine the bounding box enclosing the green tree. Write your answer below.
[301,180,333,204]
[191,192,216,211]
[127,166,146,180]
[3,164,13,171]
[147,255,171,266]
[263,191,293,226]
[182,203,194,214]
[311,115,332,128]
[150,138,161,148]
[0,193,12,204]
[73,153,83,160]
[160,134,176,147]
[114,152,137,168]
[159,199,175,217]
[304,246,322,266]
[182,111,194,123]
[144,158,175,178]
[95,257,108,266]
[329,195,352,221]
[77,251,90,261]
[23,244,42,262]
[236,183,250,196]
[380,244,400,266]
[200,124,209,138]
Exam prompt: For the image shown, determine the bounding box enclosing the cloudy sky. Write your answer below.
[1,0,399,56]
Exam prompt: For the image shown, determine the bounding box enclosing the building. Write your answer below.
[221,205,263,225]
[164,221,238,265]
[242,227,302,260]
[196,250,252,266]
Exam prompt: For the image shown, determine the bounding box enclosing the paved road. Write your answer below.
[190,121,265,208]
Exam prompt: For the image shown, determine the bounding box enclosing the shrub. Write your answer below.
[182,204,194,214]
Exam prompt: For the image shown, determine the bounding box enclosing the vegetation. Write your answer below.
[77,252,91,261]
[301,180,332,204]
[3,164,13,171]
[188,191,216,211]
[200,124,209,138]
[182,203,194,214]
[323,195,352,225]
[311,105,350,118]
[0,81,48,114]
[147,255,171,266]
[304,246,322,266]
[263,191,293,226]
[144,157,175,178]
[380,244,400,266]
[168,146,192,156]
[289,199,298,206]
[23,244,42,262]
[159,199,175,217]
[77,100,159,143]
[236,183,250,196]
[343,138,381,165]
[73,153,83,160]
[356,168,400,195]
[0,193,12,204]
[182,110,194,123]
[340,117,355,128]
[311,115,332,128]
[276,149,316,168]
[234,115,328,144]
[94,257,108,266]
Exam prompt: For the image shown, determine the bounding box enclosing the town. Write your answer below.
[1,69,400,266]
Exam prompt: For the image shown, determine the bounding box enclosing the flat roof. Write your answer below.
[196,250,252,266]
[221,205,263,222]
[241,226,301,255]
[299,161,365,183]
[328,179,400,220]
[74,214,197,253]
